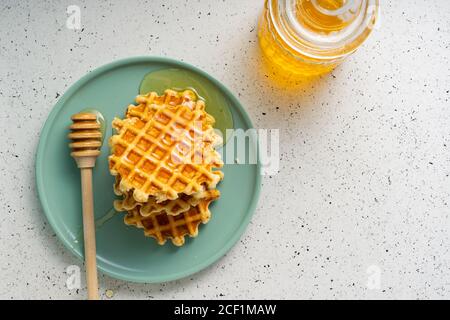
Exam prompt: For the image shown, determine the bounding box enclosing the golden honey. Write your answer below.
[258,0,379,77]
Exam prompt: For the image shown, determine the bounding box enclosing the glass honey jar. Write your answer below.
[258,0,379,77]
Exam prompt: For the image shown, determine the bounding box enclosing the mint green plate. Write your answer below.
[36,56,261,283]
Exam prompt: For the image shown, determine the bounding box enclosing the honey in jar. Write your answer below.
[258,0,379,77]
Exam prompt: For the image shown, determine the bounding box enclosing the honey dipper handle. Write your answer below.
[80,168,99,300]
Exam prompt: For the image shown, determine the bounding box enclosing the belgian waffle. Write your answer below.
[124,194,218,246]
[113,177,220,217]
[109,89,223,203]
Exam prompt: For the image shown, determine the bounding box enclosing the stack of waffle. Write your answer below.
[109,89,224,246]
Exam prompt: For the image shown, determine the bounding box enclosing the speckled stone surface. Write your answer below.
[1,0,449,299]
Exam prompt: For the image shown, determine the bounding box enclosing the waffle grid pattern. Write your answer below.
[109,96,223,202]
[124,193,217,246]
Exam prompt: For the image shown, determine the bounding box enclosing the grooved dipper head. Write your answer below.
[69,113,102,168]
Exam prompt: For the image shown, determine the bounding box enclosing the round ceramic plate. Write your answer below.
[36,56,261,283]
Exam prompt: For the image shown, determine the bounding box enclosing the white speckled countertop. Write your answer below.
[1,0,449,300]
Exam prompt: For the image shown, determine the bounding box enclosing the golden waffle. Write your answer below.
[124,194,218,246]
[113,177,220,216]
[109,89,224,203]
[129,89,214,124]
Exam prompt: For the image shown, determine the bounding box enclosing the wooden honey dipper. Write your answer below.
[68,113,101,300]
